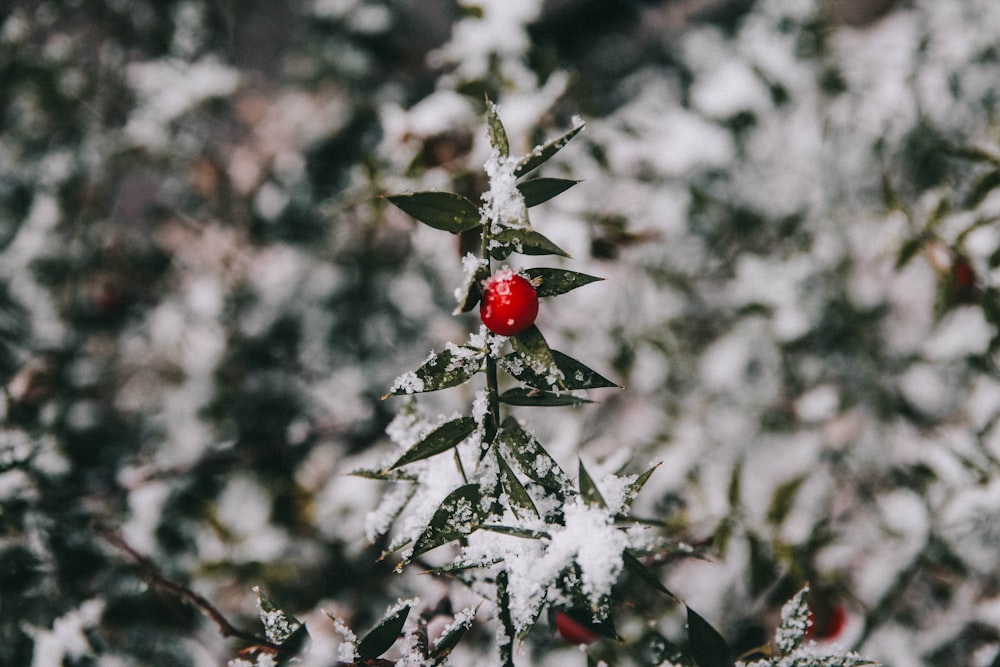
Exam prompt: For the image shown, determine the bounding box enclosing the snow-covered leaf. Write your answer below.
[386,347,485,396]
[578,459,607,509]
[620,462,661,512]
[388,417,477,469]
[496,451,539,519]
[489,228,570,259]
[486,102,509,157]
[499,387,593,407]
[430,607,479,664]
[254,587,309,654]
[496,416,572,495]
[386,192,482,232]
[411,484,489,558]
[502,348,618,392]
[776,586,810,656]
[515,123,585,177]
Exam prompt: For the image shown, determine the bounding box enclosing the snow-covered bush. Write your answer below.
[2,0,1000,665]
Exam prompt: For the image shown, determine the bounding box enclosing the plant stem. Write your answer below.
[480,226,501,448]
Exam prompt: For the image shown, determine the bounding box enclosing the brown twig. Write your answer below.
[97,525,287,655]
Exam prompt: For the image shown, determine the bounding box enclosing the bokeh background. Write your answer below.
[4,0,1000,665]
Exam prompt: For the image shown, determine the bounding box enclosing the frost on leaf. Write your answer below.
[254,587,307,652]
[776,586,810,656]
[386,346,485,397]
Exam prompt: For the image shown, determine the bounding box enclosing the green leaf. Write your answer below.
[496,451,539,519]
[386,347,485,397]
[356,603,412,661]
[623,551,677,601]
[430,607,479,664]
[517,178,580,207]
[766,475,805,526]
[349,467,417,482]
[620,462,661,511]
[515,123,585,177]
[487,102,509,157]
[411,484,489,558]
[479,524,549,540]
[389,417,478,469]
[578,459,607,508]
[501,349,619,392]
[895,235,926,270]
[254,587,309,655]
[966,169,1000,208]
[499,387,593,407]
[496,570,516,667]
[489,228,570,259]
[386,192,482,232]
[550,351,619,390]
[510,324,560,379]
[687,606,731,667]
[496,416,573,494]
[523,267,603,297]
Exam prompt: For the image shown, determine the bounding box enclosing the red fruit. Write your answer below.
[554,610,601,646]
[806,604,847,641]
[480,270,539,336]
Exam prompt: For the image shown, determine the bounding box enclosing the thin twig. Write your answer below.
[97,525,287,654]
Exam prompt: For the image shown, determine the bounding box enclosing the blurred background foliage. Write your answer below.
[3,0,1000,665]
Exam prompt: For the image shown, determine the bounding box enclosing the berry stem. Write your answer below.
[480,226,502,448]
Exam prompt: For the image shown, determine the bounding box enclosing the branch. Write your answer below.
[97,525,287,655]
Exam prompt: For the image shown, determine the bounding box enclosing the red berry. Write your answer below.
[554,610,601,646]
[806,604,847,641]
[480,270,539,336]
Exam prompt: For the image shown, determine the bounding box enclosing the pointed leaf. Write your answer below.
[389,417,477,469]
[386,347,485,396]
[578,459,607,508]
[489,228,570,259]
[523,267,603,297]
[386,192,482,232]
[517,178,580,207]
[687,606,731,667]
[480,524,549,540]
[766,475,805,526]
[487,102,509,157]
[966,169,1000,208]
[430,607,479,664]
[550,351,619,390]
[496,416,573,494]
[623,551,677,601]
[515,123,585,177]
[411,484,489,558]
[497,452,539,519]
[776,587,809,655]
[509,324,560,382]
[499,387,593,407]
[501,349,618,391]
[496,571,516,667]
[620,462,661,511]
[254,587,309,654]
[356,603,412,661]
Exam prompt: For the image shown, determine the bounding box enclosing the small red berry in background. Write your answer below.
[949,253,979,304]
[553,610,601,646]
[480,269,539,336]
[806,603,847,641]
